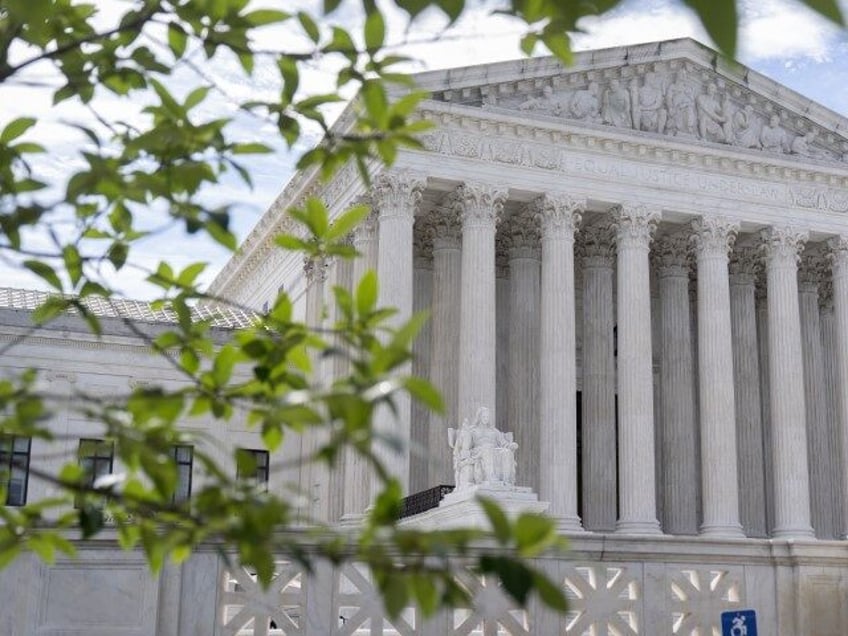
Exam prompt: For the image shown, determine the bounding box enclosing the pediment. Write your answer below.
[415,39,848,165]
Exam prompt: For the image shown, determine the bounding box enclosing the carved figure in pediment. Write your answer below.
[519,85,561,115]
[760,114,789,153]
[631,72,667,134]
[732,104,763,149]
[665,72,697,136]
[790,130,831,159]
[602,79,632,128]
[569,82,601,122]
[696,83,729,142]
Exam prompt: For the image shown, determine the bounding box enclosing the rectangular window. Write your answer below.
[77,438,114,507]
[170,445,193,503]
[1,436,31,506]
[236,448,269,490]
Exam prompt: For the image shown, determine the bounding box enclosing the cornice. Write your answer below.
[414,101,848,199]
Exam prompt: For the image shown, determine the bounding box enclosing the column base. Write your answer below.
[338,513,367,527]
[699,522,745,538]
[772,525,816,540]
[552,515,585,534]
[615,518,662,535]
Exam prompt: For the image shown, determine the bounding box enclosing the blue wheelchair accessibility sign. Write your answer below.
[721,609,757,636]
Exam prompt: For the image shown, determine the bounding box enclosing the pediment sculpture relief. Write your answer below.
[464,65,847,163]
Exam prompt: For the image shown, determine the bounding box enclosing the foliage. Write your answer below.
[0,0,844,621]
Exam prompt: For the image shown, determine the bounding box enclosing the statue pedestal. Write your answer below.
[402,484,550,531]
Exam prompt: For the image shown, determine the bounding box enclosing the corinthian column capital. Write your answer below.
[611,204,660,246]
[652,231,691,275]
[827,235,848,276]
[453,182,508,228]
[531,193,584,238]
[798,247,828,291]
[371,171,426,220]
[577,222,616,265]
[760,226,809,265]
[728,245,761,284]
[691,216,739,258]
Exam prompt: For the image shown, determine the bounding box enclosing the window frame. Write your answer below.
[169,444,194,503]
[77,438,114,508]
[236,448,269,490]
[1,435,31,506]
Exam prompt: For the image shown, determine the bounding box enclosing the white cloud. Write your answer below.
[738,0,843,62]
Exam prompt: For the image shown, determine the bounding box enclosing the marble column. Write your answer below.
[537,194,583,530]
[820,280,844,538]
[507,206,541,491]
[342,210,379,519]
[729,246,767,538]
[410,225,433,493]
[612,204,661,534]
[328,244,354,522]
[371,172,425,496]
[798,250,833,539]
[827,236,848,538]
[456,182,508,425]
[653,231,698,535]
[692,216,743,537]
[303,255,330,522]
[761,226,814,539]
[496,243,510,434]
[426,203,462,486]
[578,223,617,532]
[755,280,775,533]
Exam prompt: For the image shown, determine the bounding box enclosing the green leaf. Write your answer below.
[356,270,378,315]
[297,11,321,42]
[185,86,210,110]
[683,0,737,57]
[62,245,83,286]
[379,571,409,619]
[24,260,62,291]
[477,496,511,543]
[533,570,568,612]
[262,422,283,451]
[245,9,291,26]
[167,22,188,57]
[232,142,273,154]
[513,513,558,557]
[403,376,444,414]
[802,0,844,24]
[0,117,35,143]
[327,204,369,241]
[364,9,386,51]
[480,555,534,606]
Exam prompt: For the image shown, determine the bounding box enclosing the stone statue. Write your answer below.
[695,82,728,142]
[665,72,696,136]
[448,406,518,490]
[732,104,762,149]
[790,130,829,159]
[632,72,667,134]
[569,82,601,122]
[602,79,632,128]
[760,114,789,153]
[519,85,561,115]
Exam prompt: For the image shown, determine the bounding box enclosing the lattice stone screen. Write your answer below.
[215,557,753,635]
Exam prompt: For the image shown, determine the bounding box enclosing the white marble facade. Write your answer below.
[6,38,848,634]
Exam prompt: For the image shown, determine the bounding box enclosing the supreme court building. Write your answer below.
[4,38,848,635]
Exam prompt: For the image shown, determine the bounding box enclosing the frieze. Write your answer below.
[419,118,832,207]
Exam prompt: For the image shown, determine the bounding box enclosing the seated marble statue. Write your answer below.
[448,407,518,490]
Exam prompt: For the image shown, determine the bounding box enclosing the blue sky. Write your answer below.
[3,0,848,299]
